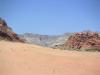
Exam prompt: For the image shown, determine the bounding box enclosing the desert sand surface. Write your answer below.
[0,41,100,75]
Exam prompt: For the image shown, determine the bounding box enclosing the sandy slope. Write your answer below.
[0,41,100,75]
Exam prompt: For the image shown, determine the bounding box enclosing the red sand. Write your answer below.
[0,41,100,75]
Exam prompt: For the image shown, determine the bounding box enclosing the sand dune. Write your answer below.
[0,41,100,75]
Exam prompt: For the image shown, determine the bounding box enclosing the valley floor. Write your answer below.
[0,41,100,75]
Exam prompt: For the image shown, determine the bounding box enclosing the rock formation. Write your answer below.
[19,33,72,47]
[65,31,100,51]
[0,18,24,42]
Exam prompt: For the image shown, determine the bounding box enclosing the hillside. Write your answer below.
[59,31,100,51]
[19,33,73,47]
[0,41,100,75]
[0,18,24,42]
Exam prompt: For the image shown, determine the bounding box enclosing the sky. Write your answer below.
[0,0,100,35]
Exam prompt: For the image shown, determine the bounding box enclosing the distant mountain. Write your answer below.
[19,31,100,52]
[19,33,73,47]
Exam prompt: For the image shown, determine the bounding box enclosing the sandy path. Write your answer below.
[0,41,100,75]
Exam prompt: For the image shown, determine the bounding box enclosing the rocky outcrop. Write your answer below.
[0,18,24,42]
[64,32,100,51]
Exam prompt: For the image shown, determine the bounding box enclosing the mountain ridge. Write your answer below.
[19,32,73,47]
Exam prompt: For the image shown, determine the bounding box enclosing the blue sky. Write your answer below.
[0,0,100,35]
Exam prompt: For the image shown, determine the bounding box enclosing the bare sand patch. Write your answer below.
[0,41,100,75]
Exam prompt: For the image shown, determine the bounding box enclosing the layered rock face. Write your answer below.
[0,18,24,42]
[65,32,100,51]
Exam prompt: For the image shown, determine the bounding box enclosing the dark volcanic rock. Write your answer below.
[0,18,24,42]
